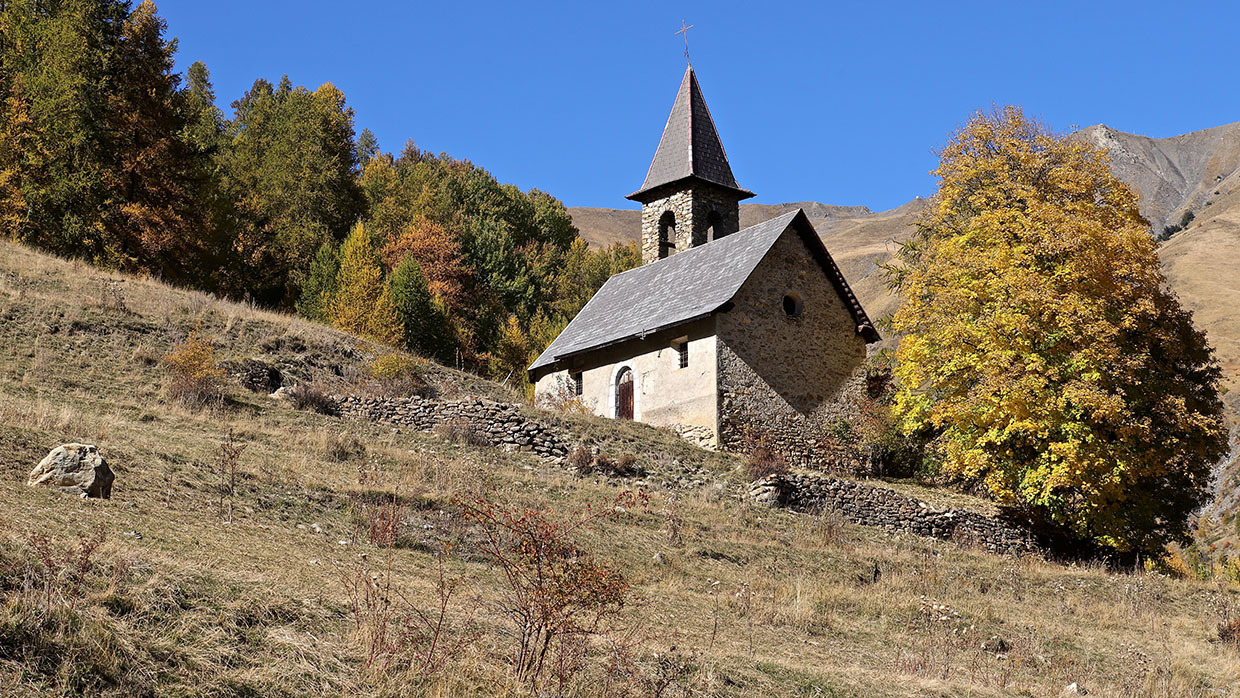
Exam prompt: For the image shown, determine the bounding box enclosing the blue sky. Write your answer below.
[160,1,1240,212]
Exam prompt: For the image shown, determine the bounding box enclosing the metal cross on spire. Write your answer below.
[675,20,694,64]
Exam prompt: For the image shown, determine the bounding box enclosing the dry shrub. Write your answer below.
[365,352,431,398]
[160,329,226,408]
[1220,617,1240,645]
[742,429,788,481]
[287,383,338,415]
[351,492,406,548]
[323,429,366,462]
[340,548,478,676]
[536,377,594,416]
[584,453,644,478]
[566,445,593,472]
[20,528,109,612]
[799,504,845,549]
[434,419,489,447]
[216,430,247,524]
[455,490,646,687]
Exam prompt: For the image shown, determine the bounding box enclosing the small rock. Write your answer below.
[982,635,1009,653]
[652,553,667,566]
[28,443,114,499]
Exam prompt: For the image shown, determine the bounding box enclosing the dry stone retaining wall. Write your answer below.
[332,395,571,459]
[749,473,1038,555]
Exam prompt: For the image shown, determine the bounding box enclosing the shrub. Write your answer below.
[323,429,365,462]
[287,383,338,415]
[586,452,644,478]
[160,329,227,408]
[454,491,641,686]
[351,492,406,548]
[536,375,594,416]
[366,352,430,397]
[340,547,477,674]
[566,446,593,473]
[1219,617,1240,645]
[741,430,788,481]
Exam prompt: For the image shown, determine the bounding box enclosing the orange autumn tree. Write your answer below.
[381,214,472,312]
[888,106,1227,552]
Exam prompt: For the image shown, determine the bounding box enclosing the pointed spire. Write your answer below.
[627,66,753,202]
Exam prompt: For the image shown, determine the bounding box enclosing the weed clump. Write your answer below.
[366,353,431,397]
[742,430,789,481]
[434,419,489,447]
[287,383,338,415]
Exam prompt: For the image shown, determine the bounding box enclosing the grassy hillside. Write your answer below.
[3,241,1240,696]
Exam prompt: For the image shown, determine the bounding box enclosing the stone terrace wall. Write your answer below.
[332,395,572,459]
[749,473,1038,555]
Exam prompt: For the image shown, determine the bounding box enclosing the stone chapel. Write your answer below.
[529,65,880,459]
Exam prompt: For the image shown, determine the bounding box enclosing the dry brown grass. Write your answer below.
[3,239,1240,696]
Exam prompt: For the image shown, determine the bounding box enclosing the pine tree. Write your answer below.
[101,0,204,279]
[222,77,364,305]
[329,223,399,345]
[888,106,1228,552]
[356,127,378,167]
[0,81,45,242]
[388,254,452,362]
[297,241,341,322]
[0,0,128,258]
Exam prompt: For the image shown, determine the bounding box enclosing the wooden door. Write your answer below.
[616,369,634,420]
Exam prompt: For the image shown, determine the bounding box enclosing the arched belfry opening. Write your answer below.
[705,210,724,242]
[657,211,676,259]
[628,66,753,264]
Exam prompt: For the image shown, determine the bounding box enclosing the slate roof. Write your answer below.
[529,210,880,376]
[627,66,754,202]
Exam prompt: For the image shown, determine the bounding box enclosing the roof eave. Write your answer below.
[625,175,756,203]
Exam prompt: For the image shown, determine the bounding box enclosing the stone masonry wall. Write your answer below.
[750,473,1038,555]
[332,395,571,459]
[640,185,742,264]
[716,225,869,472]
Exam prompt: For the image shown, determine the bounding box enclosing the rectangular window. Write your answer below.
[571,372,583,396]
[677,341,689,369]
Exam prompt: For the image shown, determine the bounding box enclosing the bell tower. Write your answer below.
[628,66,754,265]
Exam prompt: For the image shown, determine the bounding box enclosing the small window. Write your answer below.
[677,341,689,369]
[571,372,583,396]
[783,293,804,318]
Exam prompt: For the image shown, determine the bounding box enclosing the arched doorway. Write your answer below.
[615,367,634,420]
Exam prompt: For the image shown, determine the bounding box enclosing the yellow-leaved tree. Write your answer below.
[329,223,401,346]
[888,106,1227,552]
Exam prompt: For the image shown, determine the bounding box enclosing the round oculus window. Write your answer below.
[783,293,804,318]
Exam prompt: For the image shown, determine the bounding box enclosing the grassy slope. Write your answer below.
[2,241,1240,697]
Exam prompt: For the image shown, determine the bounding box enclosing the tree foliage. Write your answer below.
[223,76,363,303]
[888,106,1228,552]
[0,0,632,375]
[330,224,400,345]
